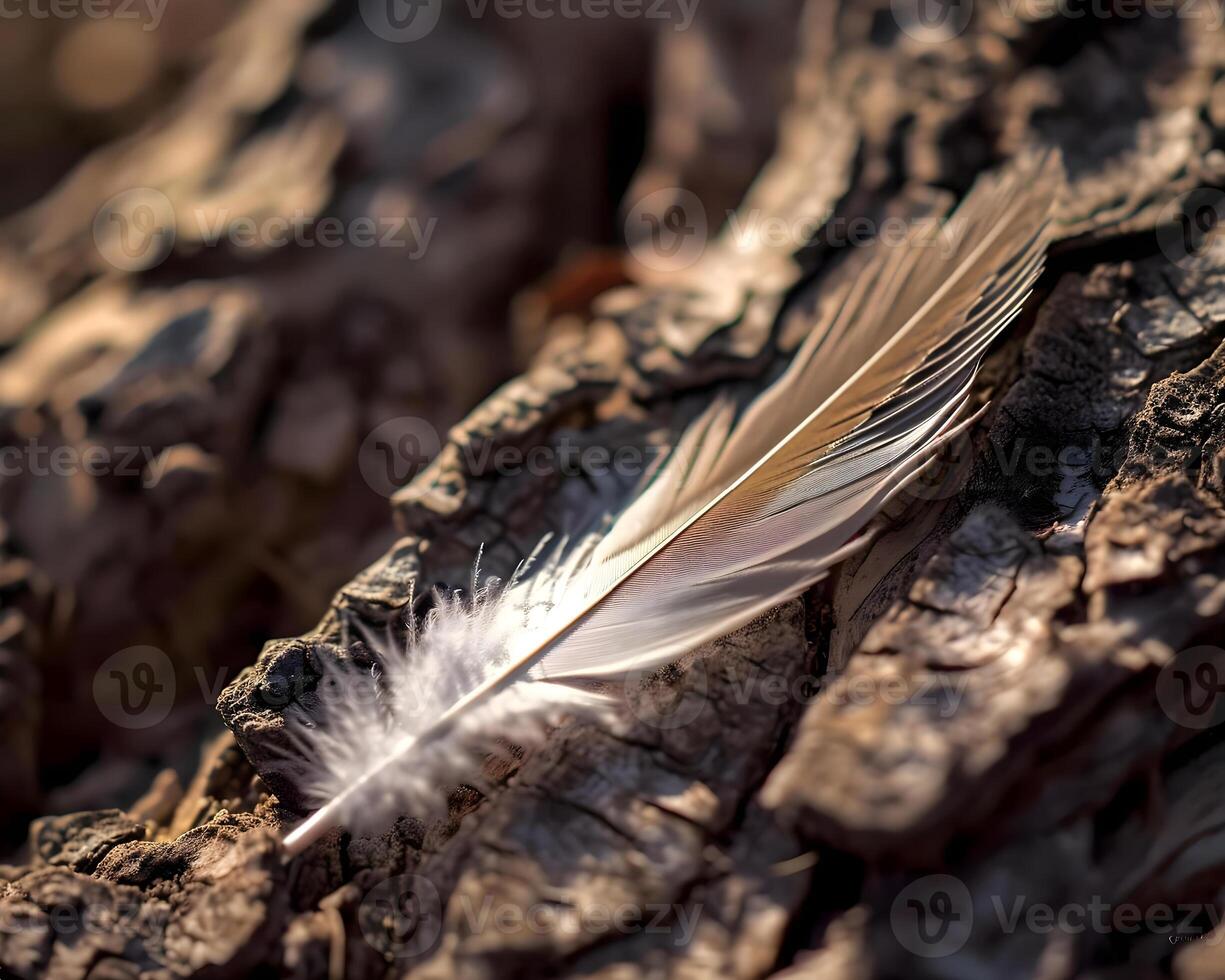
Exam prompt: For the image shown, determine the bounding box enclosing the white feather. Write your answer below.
[279,151,1064,855]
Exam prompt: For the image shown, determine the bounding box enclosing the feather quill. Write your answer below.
[280,152,1063,855]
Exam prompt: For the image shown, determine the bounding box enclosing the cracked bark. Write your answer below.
[3,2,1225,978]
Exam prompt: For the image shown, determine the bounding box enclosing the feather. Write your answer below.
[280,151,1064,855]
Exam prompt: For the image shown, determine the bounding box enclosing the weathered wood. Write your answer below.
[3,2,1225,978]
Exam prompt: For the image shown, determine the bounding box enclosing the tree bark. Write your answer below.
[3,2,1225,978]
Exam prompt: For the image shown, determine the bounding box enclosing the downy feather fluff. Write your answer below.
[281,151,1063,855]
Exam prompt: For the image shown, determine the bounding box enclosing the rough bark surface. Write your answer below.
[3,1,1225,978]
